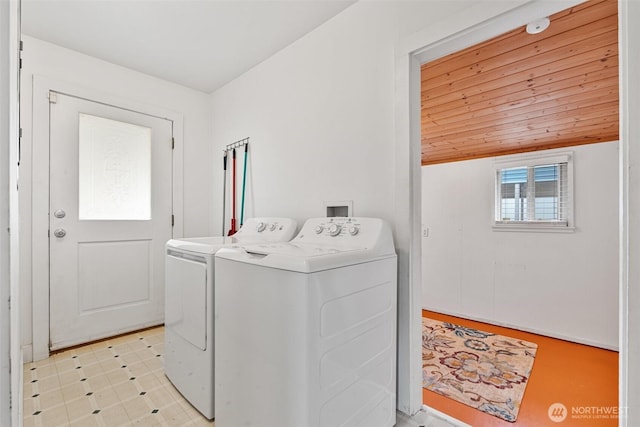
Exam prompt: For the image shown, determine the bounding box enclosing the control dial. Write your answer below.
[314,225,324,234]
[327,223,342,236]
[269,223,277,231]
[256,222,267,232]
[348,226,359,236]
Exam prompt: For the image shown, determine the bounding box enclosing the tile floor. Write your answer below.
[23,326,215,427]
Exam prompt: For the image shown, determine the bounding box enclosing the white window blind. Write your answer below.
[494,153,572,229]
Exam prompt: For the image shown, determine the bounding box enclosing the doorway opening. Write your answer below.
[416,2,619,422]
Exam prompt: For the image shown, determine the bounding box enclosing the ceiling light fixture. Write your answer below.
[526,17,550,34]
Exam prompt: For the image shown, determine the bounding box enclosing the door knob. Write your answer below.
[54,209,66,219]
[53,228,66,238]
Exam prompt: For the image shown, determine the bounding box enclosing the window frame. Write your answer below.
[493,151,575,233]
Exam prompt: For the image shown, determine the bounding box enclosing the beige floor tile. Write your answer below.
[127,339,148,352]
[95,402,132,426]
[37,389,66,409]
[23,326,217,426]
[99,356,123,372]
[134,347,158,361]
[33,375,63,394]
[76,351,100,366]
[136,372,164,391]
[23,397,36,415]
[79,361,104,377]
[130,414,163,426]
[145,334,164,345]
[69,416,101,427]
[34,357,57,368]
[119,351,143,365]
[105,367,130,386]
[143,356,164,373]
[111,342,133,355]
[89,387,120,409]
[156,401,192,425]
[28,363,57,380]
[93,347,115,362]
[53,349,77,361]
[125,360,152,377]
[72,343,96,355]
[22,382,37,398]
[113,379,140,401]
[90,340,110,351]
[177,399,202,418]
[109,335,135,346]
[54,357,77,374]
[157,373,171,386]
[58,368,84,386]
[60,382,87,402]
[33,404,70,427]
[146,386,176,409]
[85,373,112,393]
[65,396,95,421]
[162,383,184,402]
[122,395,153,421]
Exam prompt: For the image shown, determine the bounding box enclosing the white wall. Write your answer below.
[208,1,472,231]
[0,1,12,424]
[19,36,213,359]
[421,142,619,349]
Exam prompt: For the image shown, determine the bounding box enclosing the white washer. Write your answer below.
[164,217,297,420]
[214,217,397,427]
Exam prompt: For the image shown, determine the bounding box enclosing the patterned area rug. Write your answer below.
[422,318,538,422]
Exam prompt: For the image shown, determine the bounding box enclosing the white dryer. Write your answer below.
[164,217,297,419]
[214,217,397,427]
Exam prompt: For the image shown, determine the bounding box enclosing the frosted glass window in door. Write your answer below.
[79,113,152,220]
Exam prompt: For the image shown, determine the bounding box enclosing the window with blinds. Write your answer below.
[494,153,573,230]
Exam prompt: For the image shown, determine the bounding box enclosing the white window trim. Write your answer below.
[492,151,575,233]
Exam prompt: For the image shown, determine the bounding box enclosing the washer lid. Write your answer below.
[216,244,394,273]
[244,242,361,257]
[166,236,236,255]
[217,217,397,272]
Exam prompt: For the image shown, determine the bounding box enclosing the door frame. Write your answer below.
[31,75,184,361]
[393,0,627,418]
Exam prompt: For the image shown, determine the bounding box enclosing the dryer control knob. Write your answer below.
[256,222,267,232]
[348,226,359,236]
[314,225,324,234]
[328,223,341,236]
[269,223,277,231]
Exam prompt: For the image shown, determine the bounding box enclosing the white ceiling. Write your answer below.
[21,0,356,93]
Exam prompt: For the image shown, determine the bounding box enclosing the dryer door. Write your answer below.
[166,251,208,350]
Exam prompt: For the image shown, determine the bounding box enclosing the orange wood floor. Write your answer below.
[422,310,619,427]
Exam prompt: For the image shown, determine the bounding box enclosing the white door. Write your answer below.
[49,92,173,350]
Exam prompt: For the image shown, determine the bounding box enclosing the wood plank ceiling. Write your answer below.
[421,0,618,166]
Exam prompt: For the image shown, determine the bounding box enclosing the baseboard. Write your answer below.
[21,344,33,364]
[422,306,619,351]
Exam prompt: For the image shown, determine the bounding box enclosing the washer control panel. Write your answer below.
[233,217,298,242]
[293,217,375,245]
[243,217,395,260]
